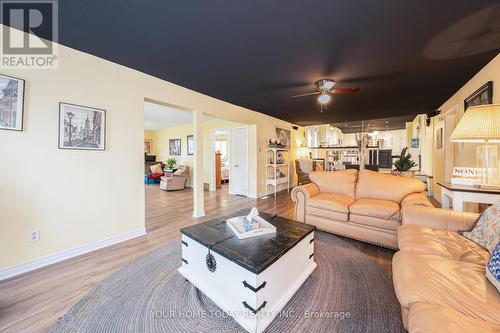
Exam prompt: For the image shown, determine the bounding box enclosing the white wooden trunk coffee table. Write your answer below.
[178,211,316,333]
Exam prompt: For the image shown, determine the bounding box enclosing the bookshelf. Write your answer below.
[265,147,290,197]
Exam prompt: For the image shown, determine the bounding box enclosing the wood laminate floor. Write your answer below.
[0,184,394,333]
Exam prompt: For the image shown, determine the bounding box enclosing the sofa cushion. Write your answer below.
[306,207,349,222]
[392,251,500,324]
[174,166,187,175]
[350,214,400,231]
[463,203,500,253]
[408,303,500,333]
[307,192,354,214]
[349,198,401,221]
[309,170,357,197]
[356,169,425,203]
[398,224,490,265]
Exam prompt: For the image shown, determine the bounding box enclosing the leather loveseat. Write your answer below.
[291,169,432,249]
[393,205,500,332]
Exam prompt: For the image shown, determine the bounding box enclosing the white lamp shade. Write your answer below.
[450,104,500,142]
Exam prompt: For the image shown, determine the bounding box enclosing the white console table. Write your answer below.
[438,182,500,211]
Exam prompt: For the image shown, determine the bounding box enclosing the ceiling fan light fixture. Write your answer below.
[318,93,331,104]
[322,80,335,90]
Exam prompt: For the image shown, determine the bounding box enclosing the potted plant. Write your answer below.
[165,157,177,172]
[392,148,417,177]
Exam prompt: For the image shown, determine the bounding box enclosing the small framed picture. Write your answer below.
[275,127,291,148]
[144,139,153,155]
[464,81,492,111]
[169,139,181,155]
[0,74,25,131]
[187,135,194,155]
[436,127,443,150]
[58,102,106,150]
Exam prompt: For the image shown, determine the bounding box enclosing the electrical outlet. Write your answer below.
[28,229,40,241]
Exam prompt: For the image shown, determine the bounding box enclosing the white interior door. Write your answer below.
[230,126,248,196]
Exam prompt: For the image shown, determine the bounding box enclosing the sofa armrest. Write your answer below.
[291,183,320,222]
[401,192,434,208]
[401,205,479,232]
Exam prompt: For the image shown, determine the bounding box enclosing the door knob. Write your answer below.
[234,165,239,167]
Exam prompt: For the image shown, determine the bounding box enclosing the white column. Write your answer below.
[192,110,205,217]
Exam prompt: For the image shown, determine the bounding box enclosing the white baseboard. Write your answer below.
[0,228,146,281]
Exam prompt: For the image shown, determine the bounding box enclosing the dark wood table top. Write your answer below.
[437,182,500,195]
[180,209,315,274]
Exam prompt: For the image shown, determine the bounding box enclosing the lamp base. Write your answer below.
[473,184,500,190]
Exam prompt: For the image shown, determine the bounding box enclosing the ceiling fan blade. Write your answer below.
[331,88,360,94]
[292,91,320,98]
[339,72,403,83]
[264,81,311,90]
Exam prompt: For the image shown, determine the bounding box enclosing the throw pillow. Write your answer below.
[486,242,500,293]
[150,163,163,174]
[463,204,500,253]
[174,167,185,175]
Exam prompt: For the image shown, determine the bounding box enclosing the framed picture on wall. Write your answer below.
[144,139,153,155]
[312,158,325,171]
[0,74,25,131]
[58,102,106,150]
[276,127,291,148]
[169,139,181,155]
[464,81,493,111]
[436,127,443,150]
[187,135,194,155]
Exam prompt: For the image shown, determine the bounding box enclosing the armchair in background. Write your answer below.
[160,165,190,191]
[295,159,317,185]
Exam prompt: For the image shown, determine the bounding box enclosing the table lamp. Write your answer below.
[450,104,500,189]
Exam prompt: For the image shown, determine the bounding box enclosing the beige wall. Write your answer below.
[0,25,300,269]
[432,52,500,203]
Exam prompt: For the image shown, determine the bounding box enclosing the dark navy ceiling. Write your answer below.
[23,1,500,124]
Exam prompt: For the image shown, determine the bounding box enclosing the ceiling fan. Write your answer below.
[293,79,360,111]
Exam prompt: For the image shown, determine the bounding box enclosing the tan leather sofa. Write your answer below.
[393,205,500,332]
[291,169,432,249]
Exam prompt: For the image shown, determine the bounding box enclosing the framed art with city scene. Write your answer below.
[58,102,106,150]
[0,74,25,131]
[169,139,181,155]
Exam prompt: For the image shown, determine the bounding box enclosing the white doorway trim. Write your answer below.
[443,105,458,182]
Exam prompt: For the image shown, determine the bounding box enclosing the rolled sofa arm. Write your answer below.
[291,183,320,223]
[400,192,434,208]
[401,205,479,232]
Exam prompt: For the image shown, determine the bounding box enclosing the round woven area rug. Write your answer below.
[52,232,404,333]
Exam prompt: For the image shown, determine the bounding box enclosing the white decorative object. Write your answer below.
[179,231,315,333]
[227,209,277,240]
[451,167,481,186]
